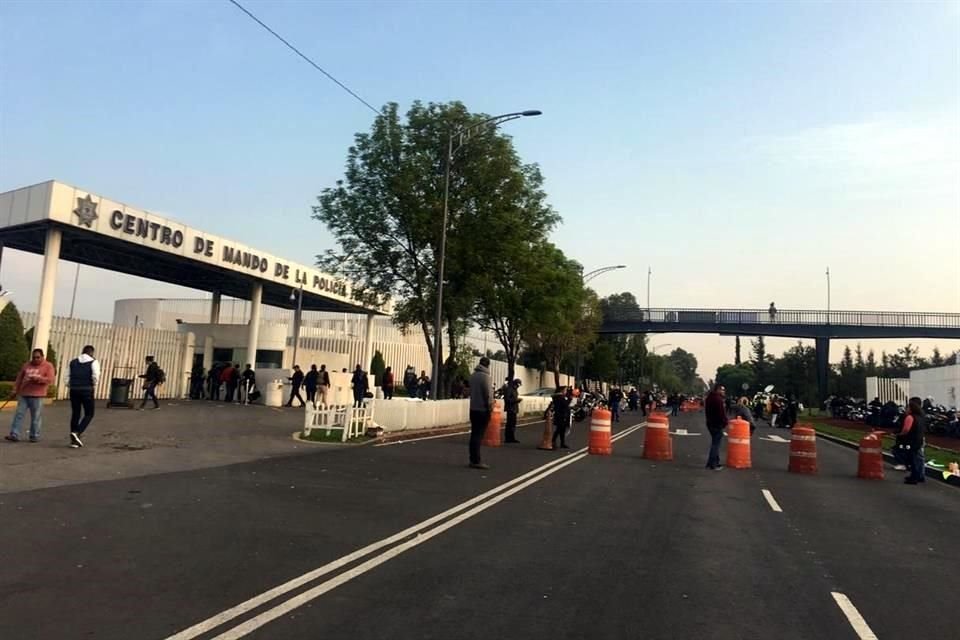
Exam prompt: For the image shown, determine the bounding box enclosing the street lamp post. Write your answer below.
[825,266,831,321]
[576,264,626,387]
[431,109,542,400]
[646,266,652,312]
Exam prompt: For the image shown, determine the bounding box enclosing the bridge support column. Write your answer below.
[815,337,830,405]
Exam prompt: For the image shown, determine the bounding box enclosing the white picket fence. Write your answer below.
[303,403,374,442]
[309,396,554,435]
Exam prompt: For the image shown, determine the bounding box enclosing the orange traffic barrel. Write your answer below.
[857,432,884,479]
[643,412,673,460]
[588,408,612,455]
[482,401,503,447]
[726,418,752,469]
[537,412,554,451]
[788,424,818,474]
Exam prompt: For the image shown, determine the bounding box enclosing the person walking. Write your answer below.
[5,348,56,443]
[468,357,493,469]
[351,364,368,407]
[67,345,99,448]
[240,364,256,404]
[504,378,522,443]
[318,364,331,407]
[608,387,623,423]
[304,364,319,407]
[704,383,728,470]
[208,363,221,400]
[898,396,927,485]
[220,363,235,402]
[382,366,395,400]
[287,365,306,407]
[549,387,571,449]
[138,356,162,410]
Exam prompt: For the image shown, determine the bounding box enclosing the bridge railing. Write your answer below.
[606,308,960,328]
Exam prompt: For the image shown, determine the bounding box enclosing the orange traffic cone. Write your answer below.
[857,432,884,479]
[482,401,503,448]
[537,412,554,451]
[788,424,817,474]
[643,412,673,461]
[588,408,612,455]
[726,418,752,469]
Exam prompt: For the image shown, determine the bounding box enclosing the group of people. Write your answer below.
[402,366,432,399]
[193,362,257,404]
[5,346,165,449]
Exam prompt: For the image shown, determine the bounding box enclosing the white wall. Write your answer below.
[909,365,960,408]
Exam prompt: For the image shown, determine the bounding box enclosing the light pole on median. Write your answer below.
[431,109,542,401]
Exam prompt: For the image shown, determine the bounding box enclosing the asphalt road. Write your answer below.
[2,411,956,640]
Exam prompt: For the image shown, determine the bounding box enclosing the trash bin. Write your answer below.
[265,379,284,407]
[107,378,133,408]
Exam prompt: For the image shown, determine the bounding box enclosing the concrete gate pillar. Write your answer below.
[246,282,263,368]
[32,227,62,351]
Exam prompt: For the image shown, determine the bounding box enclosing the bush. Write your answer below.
[24,327,57,369]
[370,350,386,386]
[0,302,28,380]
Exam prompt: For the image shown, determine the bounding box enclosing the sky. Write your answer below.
[1,0,958,379]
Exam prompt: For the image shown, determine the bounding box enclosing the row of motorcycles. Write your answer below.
[829,396,960,438]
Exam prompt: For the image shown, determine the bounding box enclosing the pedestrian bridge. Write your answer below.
[599,308,960,402]
[599,308,960,340]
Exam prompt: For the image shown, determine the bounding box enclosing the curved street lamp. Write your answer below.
[432,110,542,400]
[582,264,626,284]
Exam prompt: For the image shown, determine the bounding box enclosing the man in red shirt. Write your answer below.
[704,383,729,470]
[5,349,56,443]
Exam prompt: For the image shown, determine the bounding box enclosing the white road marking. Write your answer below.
[831,592,879,640]
[374,430,469,446]
[167,424,644,640]
[761,489,783,512]
[761,435,790,443]
[671,430,701,436]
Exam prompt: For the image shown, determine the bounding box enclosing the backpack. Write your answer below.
[157,368,166,385]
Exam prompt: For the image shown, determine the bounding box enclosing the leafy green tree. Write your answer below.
[865,350,878,376]
[0,302,29,381]
[584,341,617,382]
[931,347,944,367]
[751,336,774,384]
[666,347,699,393]
[715,363,756,395]
[370,350,386,386]
[313,101,556,397]
[734,336,742,365]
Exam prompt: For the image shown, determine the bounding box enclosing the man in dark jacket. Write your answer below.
[139,356,162,410]
[304,365,319,407]
[468,357,493,469]
[608,387,624,423]
[549,387,571,449]
[287,365,305,407]
[704,383,728,470]
[351,365,368,407]
[503,379,522,443]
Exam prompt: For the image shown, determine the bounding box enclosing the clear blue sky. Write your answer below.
[1,0,958,377]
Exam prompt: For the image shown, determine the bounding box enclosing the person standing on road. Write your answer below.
[207,363,221,400]
[5,348,56,443]
[382,366,395,400]
[220,363,236,402]
[240,364,256,404]
[468,357,493,469]
[733,397,756,435]
[351,364,368,407]
[898,396,927,485]
[138,356,162,410]
[287,365,306,407]
[318,364,331,407]
[608,387,623,423]
[549,387,571,449]
[67,345,99,448]
[504,378,522,443]
[304,364,319,407]
[704,383,728,470]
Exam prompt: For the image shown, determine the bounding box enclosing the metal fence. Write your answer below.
[20,312,192,400]
[607,308,960,329]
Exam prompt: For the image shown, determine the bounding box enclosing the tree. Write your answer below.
[865,350,878,376]
[598,292,645,385]
[584,341,617,382]
[751,336,773,383]
[666,347,699,394]
[0,302,29,380]
[313,101,556,397]
[370,350,386,386]
[931,346,944,367]
[734,336,742,365]
[715,363,756,395]
[771,342,819,405]
[854,343,865,371]
[835,345,858,397]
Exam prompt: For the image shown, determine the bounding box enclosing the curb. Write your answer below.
[814,431,959,488]
[375,417,544,445]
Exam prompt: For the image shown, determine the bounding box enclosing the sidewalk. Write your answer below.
[0,400,328,494]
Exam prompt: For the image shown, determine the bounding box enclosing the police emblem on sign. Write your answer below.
[73,194,98,228]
